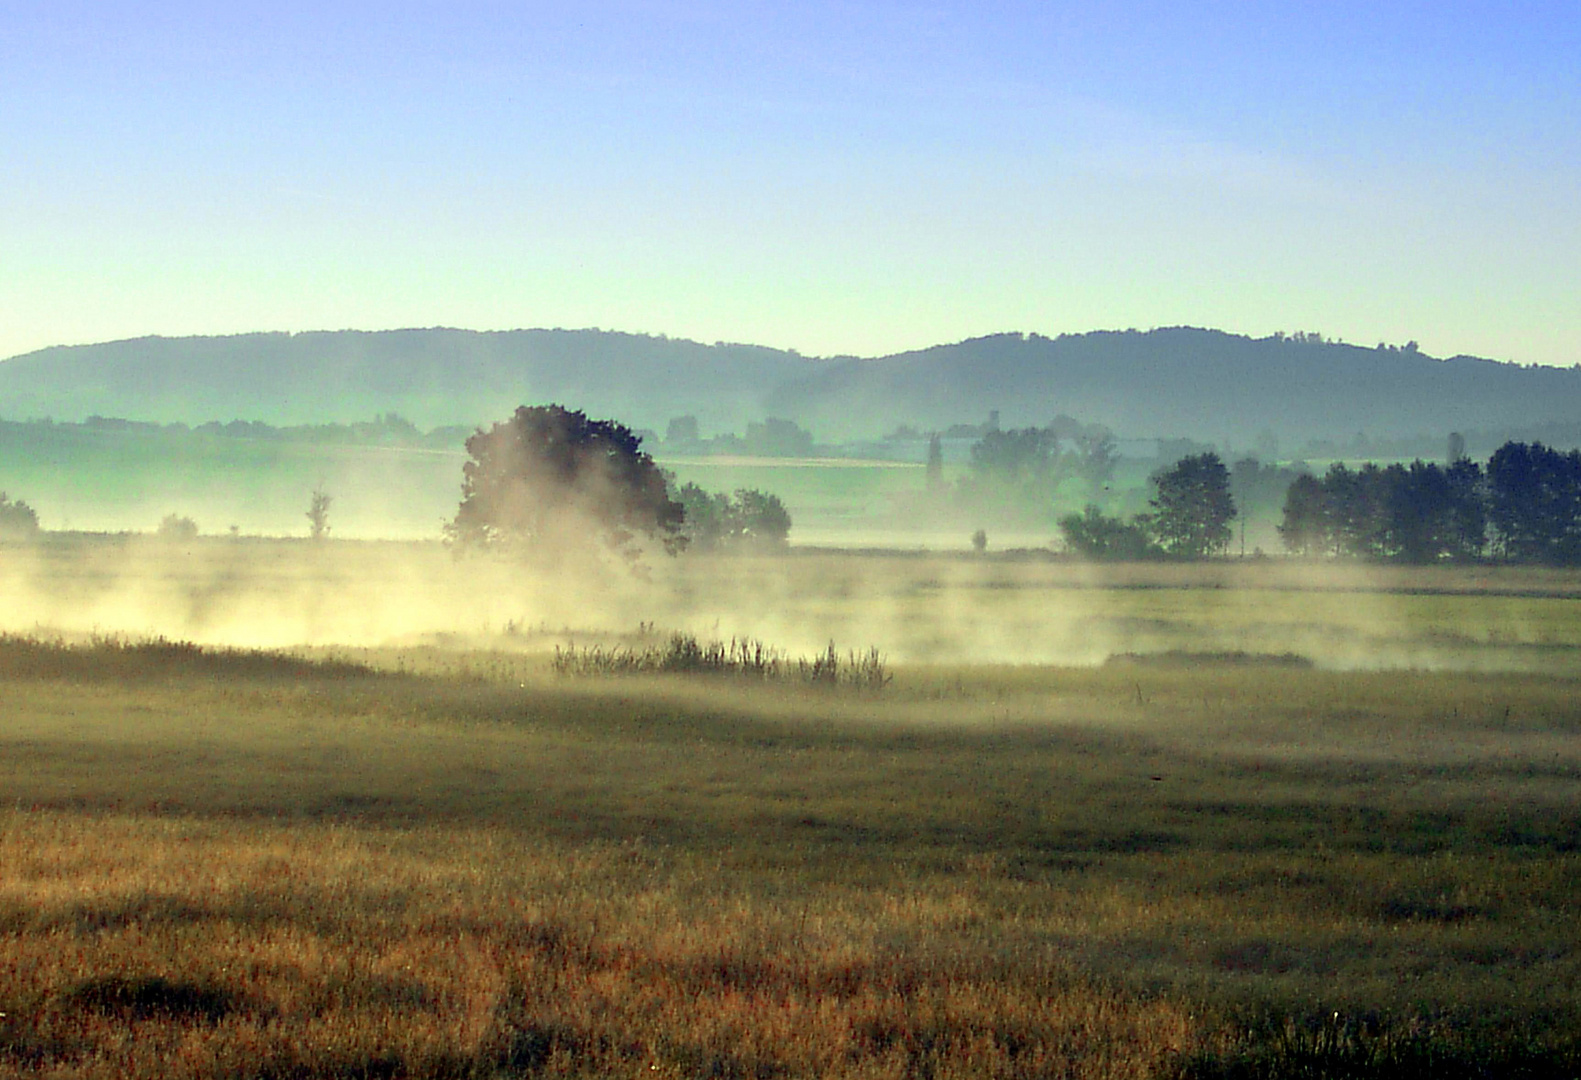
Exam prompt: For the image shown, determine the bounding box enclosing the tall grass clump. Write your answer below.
[553,632,890,689]
[799,641,893,689]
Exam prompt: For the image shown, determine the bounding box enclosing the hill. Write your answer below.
[3,326,1578,446]
[0,328,820,435]
[767,329,1581,444]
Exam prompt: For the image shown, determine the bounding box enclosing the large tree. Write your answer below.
[447,405,685,555]
[1150,452,1235,558]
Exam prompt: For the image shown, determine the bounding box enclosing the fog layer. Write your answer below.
[2,536,1576,673]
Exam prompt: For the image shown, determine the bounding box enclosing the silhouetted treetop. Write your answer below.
[448,405,685,556]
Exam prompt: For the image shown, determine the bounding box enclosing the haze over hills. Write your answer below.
[2,327,1578,447]
[0,329,813,437]
[770,329,1581,445]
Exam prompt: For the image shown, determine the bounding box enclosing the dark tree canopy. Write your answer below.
[1278,458,1487,562]
[448,405,685,555]
[1150,452,1236,558]
[1486,441,1581,564]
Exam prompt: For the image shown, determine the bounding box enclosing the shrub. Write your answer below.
[156,513,199,541]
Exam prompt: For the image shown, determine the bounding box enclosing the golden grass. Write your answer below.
[0,810,1194,1079]
[1,550,1580,1076]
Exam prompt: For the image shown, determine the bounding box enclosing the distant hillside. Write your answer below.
[0,329,820,434]
[2,326,1578,446]
[768,329,1581,444]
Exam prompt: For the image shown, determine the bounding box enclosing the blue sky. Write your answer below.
[2,1,1577,364]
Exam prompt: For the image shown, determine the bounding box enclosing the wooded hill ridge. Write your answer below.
[2,326,1577,446]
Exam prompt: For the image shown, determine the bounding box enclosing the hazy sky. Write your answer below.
[3,1,1577,364]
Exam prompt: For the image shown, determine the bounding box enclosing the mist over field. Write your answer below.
[2,531,1578,683]
[4,3,1580,1076]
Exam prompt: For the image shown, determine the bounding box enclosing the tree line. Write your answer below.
[1055,441,1581,565]
[1280,442,1581,564]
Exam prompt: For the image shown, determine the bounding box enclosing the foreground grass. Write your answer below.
[1,637,1579,1076]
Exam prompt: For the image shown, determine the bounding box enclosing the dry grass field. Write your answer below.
[1,541,1580,1077]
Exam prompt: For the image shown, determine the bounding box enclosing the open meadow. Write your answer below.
[1,540,1580,1077]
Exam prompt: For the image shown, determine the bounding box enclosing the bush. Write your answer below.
[156,513,199,541]
[1059,505,1159,560]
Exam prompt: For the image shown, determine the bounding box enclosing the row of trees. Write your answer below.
[1055,442,1581,565]
[1280,442,1581,563]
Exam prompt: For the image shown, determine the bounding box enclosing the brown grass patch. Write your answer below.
[0,812,1191,1079]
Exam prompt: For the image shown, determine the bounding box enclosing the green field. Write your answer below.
[1,544,1580,1077]
[0,423,1160,548]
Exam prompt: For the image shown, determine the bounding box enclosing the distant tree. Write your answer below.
[1447,431,1467,464]
[0,493,40,540]
[675,483,792,550]
[968,427,1058,486]
[1444,457,1487,560]
[1230,457,1303,514]
[730,489,792,547]
[1279,473,1330,556]
[1072,429,1118,498]
[1058,505,1158,560]
[157,513,199,541]
[741,418,815,458]
[1321,463,1390,558]
[1386,461,1453,563]
[675,482,733,549]
[1486,441,1581,564]
[925,433,945,492]
[306,484,332,541]
[447,405,685,556]
[1150,453,1235,558]
[665,415,700,445]
[963,427,1067,519]
[971,528,987,554]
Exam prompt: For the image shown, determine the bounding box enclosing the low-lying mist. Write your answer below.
[3,534,1578,673]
